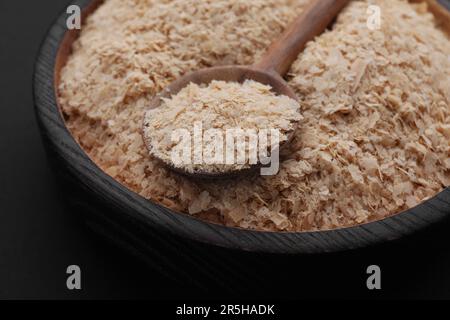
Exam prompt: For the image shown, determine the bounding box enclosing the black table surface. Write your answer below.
[1,0,450,300]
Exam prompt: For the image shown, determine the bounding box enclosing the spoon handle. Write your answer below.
[253,0,350,76]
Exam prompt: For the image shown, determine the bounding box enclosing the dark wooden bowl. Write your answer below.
[34,0,450,255]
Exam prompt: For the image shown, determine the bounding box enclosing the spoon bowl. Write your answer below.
[142,66,298,179]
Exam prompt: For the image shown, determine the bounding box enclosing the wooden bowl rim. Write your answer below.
[33,0,450,254]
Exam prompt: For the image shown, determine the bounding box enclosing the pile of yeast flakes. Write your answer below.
[143,80,301,174]
[59,0,450,231]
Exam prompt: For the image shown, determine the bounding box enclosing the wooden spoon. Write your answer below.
[143,0,350,178]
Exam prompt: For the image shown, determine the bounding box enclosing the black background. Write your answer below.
[1,0,450,300]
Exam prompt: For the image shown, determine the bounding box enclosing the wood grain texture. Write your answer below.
[34,0,450,256]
